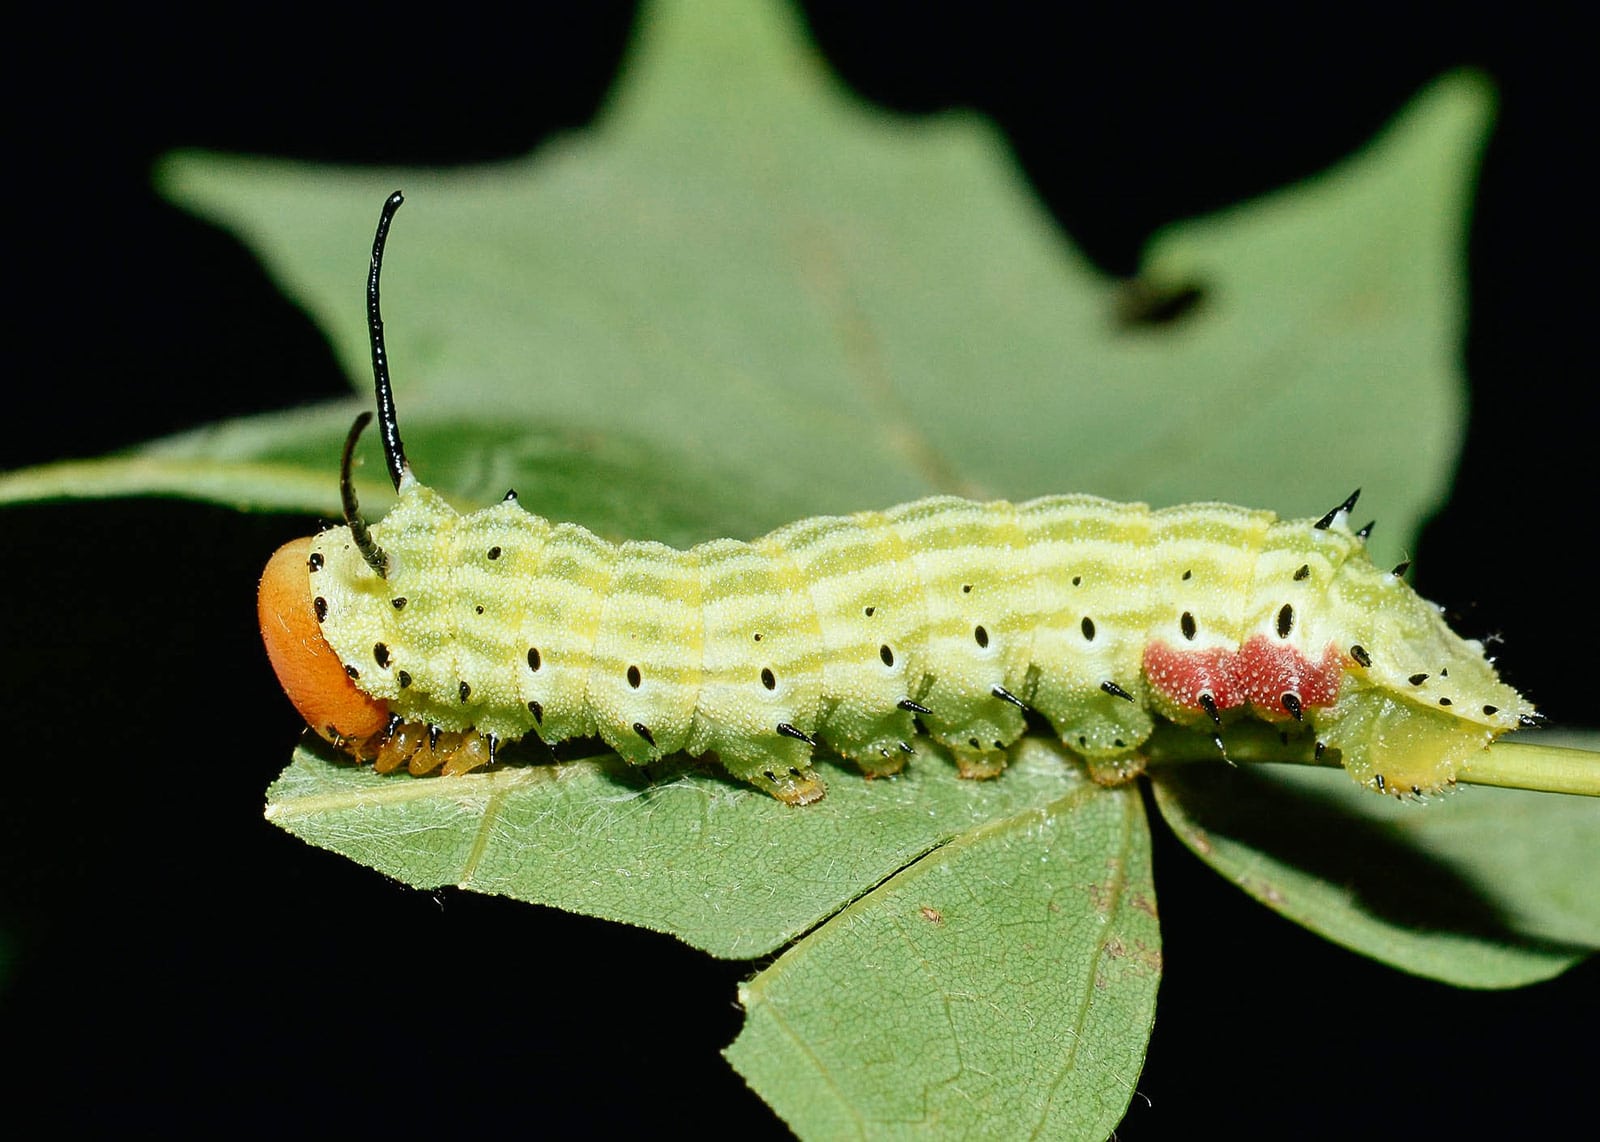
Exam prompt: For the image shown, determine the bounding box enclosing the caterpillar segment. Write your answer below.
[257,191,1537,805]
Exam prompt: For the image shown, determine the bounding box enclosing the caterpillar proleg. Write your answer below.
[257,192,1536,805]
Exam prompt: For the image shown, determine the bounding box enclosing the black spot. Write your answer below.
[968,737,981,749]
[308,552,324,572]
[1071,575,1082,587]
[528,700,543,723]
[1392,560,1411,578]
[1408,673,1429,686]
[1315,740,1326,762]
[753,632,763,641]
[763,770,776,782]
[459,681,471,702]
[1375,774,1387,793]
[1198,692,1221,725]
[1113,738,1125,748]
[391,597,407,610]
[863,606,875,617]
[880,644,895,667]
[1483,704,1499,716]
[633,722,656,747]
[1180,611,1197,641]
[1350,645,1372,668]
[1276,604,1294,638]
[486,546,502,560]
[973,625,989,648]
[788,767,801,777]
[1081,616,1096,641]
[503,488,518,501]
[1293,563,1310,581]
[1441,668,1449,677]
[314,596,328,623]
[627,665,642,689]
[398,670,412,688]
[373,643,390,668]
[474,605,484,615]
[527,647,541,672]
[1438,696,1453,707]
[1281,693,1303,720]
[1181,569,1192,581]
[898,698,932,715]
[1102,680,1134,702]
[1078,735,1088,747]
[962,583,972,594]
[344,664,360,680]
[761,668,776,690]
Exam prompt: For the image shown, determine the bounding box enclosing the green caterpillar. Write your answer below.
[257,192,1536,805]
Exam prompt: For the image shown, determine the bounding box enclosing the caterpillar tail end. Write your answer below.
[1315,682,1522,798]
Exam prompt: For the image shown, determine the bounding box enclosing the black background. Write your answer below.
[4,3,1591,1137]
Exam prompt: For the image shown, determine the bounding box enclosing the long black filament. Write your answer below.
[341,411,390,579]
[369,190,410,490]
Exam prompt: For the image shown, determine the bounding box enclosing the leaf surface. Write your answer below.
[4,5,1489,561]
[267,737,1081,960]
[1150,757,1599,987]
[726,779,1158,1141]
[0,0,1546,1135]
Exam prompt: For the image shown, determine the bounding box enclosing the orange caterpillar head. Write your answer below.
[258,535,389,750]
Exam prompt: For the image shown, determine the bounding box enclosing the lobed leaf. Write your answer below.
[0,0,1564,1136]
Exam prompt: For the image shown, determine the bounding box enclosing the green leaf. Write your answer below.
[267,737,1082,960]
[1149,758,1600,987]
[208,7,1511,962]
[726,779,1158,1141]
[0,0,1547,1134]
[4,5,1489,561]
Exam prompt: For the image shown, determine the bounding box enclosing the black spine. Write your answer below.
[369,191,410,490]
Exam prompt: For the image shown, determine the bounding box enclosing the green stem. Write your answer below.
[1458,741,1600,797]
[1141,722,1600,796]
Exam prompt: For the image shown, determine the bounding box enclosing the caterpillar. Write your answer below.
[258,192,1537,806]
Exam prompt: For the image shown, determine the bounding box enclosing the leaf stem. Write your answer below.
[1140,723,1600,796]
[1457,741,1600,797]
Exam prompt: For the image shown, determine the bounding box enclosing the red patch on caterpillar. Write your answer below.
[1234,636,1341,712]
[1143,636,1342,719]
[1142,645,1245,710]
